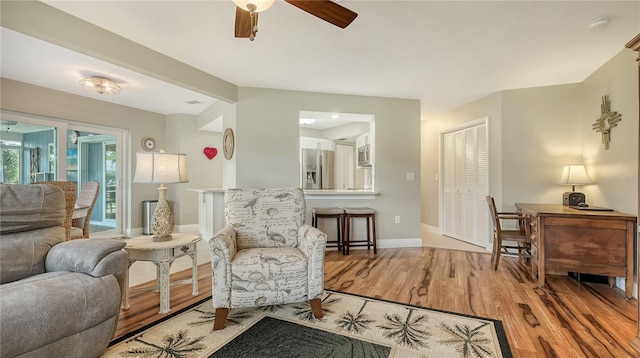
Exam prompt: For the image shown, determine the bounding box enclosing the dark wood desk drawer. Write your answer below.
[544,226,627,267]
[545,216,628,230]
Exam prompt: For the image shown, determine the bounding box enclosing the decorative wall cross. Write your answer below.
[592,95,622,150]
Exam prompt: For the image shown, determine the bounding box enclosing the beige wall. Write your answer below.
[0,78,221,232]
[421,92,502,227]
[1,79,422,242]
[580,49,639,217]
[500,84,583,210]
[421,48,638,235]
[235,87,422,241]
[166,114,223,226]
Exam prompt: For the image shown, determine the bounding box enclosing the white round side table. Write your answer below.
[121,232,201,314]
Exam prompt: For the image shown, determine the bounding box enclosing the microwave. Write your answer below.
[357,145,371,167]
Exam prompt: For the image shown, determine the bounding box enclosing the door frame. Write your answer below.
[77,134,117,226]
[439,116,491,251]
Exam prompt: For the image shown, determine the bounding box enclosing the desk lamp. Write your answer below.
[133,151,188,241]
[558,164,593,206]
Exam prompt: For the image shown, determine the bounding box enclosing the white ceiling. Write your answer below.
[2,1,639,120]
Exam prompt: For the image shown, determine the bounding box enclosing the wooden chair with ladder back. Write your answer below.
[486,196,532,271]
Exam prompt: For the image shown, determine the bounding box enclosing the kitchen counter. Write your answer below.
[187,188,225,240]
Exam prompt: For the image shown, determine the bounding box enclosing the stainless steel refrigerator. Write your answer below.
[302,149,335,189]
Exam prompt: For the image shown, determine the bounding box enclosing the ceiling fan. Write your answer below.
[232,0,358,41]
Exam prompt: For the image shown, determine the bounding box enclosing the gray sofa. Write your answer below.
[0,184,127,358]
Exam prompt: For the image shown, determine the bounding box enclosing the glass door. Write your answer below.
[0,110,128,238]
[77,134,117,230]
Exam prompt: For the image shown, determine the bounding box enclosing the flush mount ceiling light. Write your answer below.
[589,17,609,30]
[79,76,122,95]
[299,118,317,125]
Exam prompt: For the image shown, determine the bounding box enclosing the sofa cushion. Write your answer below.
[0,184,65,234]
[0,226,64,284]
[0,184,66,284]
[0,271,121,357]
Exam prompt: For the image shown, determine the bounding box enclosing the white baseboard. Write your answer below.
[378,238,422,248]
[421,223,441,234]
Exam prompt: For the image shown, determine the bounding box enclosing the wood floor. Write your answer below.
[113,246,639,357]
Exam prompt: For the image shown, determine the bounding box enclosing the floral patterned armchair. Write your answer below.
[209,188,327,330]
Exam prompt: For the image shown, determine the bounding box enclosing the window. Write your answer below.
[0,139,21,184]
[0,110,128,238]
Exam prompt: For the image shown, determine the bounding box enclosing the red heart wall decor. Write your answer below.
[203,147,218,160]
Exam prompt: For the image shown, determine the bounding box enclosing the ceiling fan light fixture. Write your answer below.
[232,0,274,13]
[79,76,122,95]
[233,0,274,40]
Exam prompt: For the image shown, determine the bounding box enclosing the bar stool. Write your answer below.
[343,207,377,255]
[311,207,345,253]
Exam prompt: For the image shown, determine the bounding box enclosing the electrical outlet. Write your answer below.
[395,215,400,224]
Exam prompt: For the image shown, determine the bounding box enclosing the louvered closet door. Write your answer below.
[442,122,488,247]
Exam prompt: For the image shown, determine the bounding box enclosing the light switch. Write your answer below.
[406,172,415,181]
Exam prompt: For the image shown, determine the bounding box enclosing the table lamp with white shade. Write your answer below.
[133,151,188,241]
[558,164,593,206]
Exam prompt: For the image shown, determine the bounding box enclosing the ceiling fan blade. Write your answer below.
[235,7,257,38]
[285,0,357,29]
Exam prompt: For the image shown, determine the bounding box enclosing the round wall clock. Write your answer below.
[141,136,157,151]
[223,128,235,160]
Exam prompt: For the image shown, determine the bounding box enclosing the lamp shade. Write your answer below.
[558,165,593,186]
[133,152,188,184]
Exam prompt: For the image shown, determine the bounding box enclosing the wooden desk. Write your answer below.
[515,203,636,299]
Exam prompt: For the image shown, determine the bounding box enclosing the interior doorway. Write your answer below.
[441,118,489,248]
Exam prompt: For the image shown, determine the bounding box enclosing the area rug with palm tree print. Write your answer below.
[104,290,512,358]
